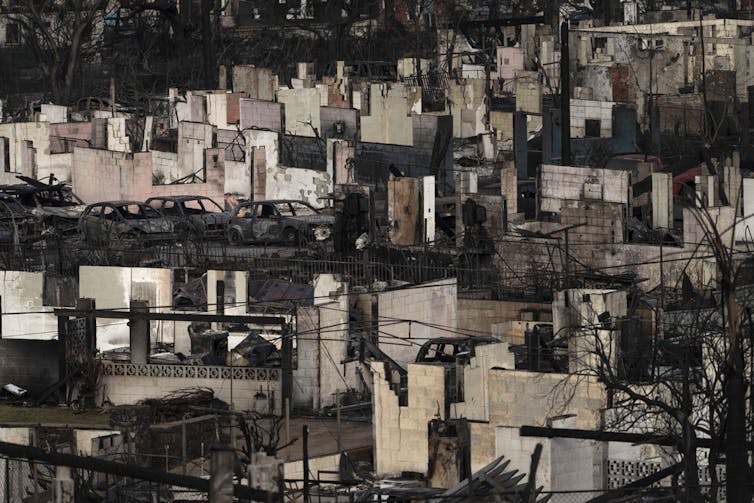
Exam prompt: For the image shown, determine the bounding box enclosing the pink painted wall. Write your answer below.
[72,147,225,204]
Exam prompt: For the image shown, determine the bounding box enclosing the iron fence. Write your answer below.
[0,239,564,301]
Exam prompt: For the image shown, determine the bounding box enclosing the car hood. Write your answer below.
[32,205,87,220]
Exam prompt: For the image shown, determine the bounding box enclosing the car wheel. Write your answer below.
[282,227,299,245]
[228,228,244,246]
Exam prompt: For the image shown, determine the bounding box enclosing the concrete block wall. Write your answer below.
[187,93,206,122]
[72,147,145,202]
[570,99,614,138]
[560,200,625,244]
[239,99,283,132]
[206,92,230,130]
[456,298,551,335]
[515,71,542,114]
[497,47,524,81]
[320,76,350,108]
[487,369,606,430]
[177,121,214,177]
[490,111,514,147]
[500,157,517,215]
[376,279,457,366]
[251,147,266,200]
[107,118,131,152]
[226,93,240,124]
[495,427,553,488]
[328,139,355,185]
[736,178,754,242]
[448,79,486,138]
[652,172,673,229]
[216,129,245,162]
[310,275,351,408]
[360,83,419,146]
[265,164,332,207]
[451,343,514,422]
[540,164,630,213]
[280,134,327,171]
[146,150,225,202]
[320,106,359,143]
[49,122,92,154]
[553,289,627,375]
[223,159,251,199]
[574,65,613,102]
[151,150,179,183]
[79,266,173,350]
[0,121,51,183]
[278,88,321,137]
[372,362,445,476]
[686,205,735,253]
[495,424,605,494]
[101,370,280,414]
[244,129,277,199]
[0,271,58,340]
[40,104,68,124]
[318,301,349,407]
[293,306,320,409]
[45,153,73,183]
[73,146,223,207]
[232,66,278,101]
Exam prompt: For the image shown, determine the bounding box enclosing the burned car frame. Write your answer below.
[226,199,334,245]
[0,195,37,245]
[78,201,174,246]
[0,176,86,236]
[146,195,229,240]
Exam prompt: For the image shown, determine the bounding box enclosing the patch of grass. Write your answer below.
[0,404,110,426]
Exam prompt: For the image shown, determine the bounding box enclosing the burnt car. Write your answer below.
[146,195,230,239]
[226,200,334,245]
[78,201,173,246]
[1,176,86,235]
[0,195,37,244]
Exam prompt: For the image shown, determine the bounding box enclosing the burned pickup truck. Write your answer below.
[226,200,335,245]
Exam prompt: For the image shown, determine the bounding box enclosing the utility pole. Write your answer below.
[726,285,748,502]
[560,20,571,166]
[302,425,310,503]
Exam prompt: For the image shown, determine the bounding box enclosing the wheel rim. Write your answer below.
[229,229,242,245]
[283,228,297,244]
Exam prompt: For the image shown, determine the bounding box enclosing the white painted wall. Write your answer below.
[0,271,57,340]
[78,266,173,350]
